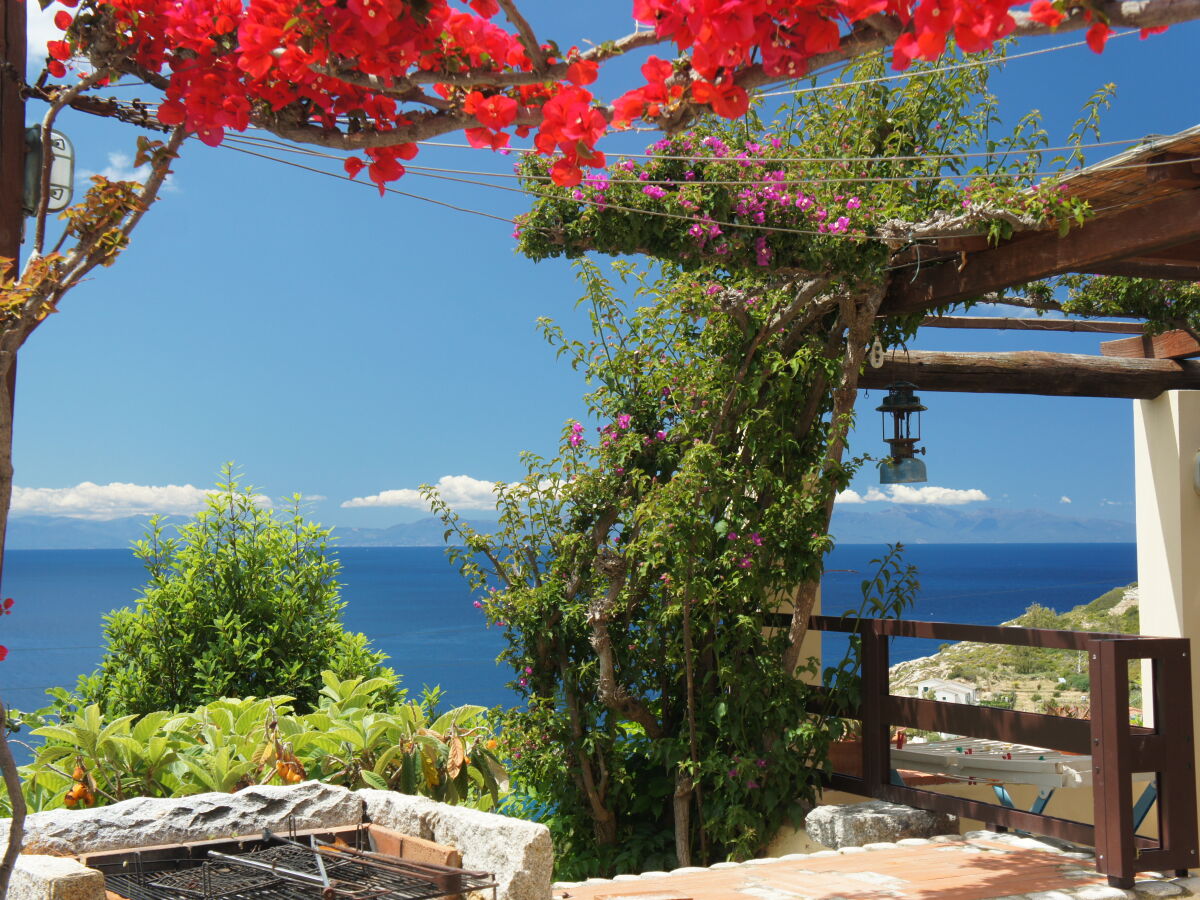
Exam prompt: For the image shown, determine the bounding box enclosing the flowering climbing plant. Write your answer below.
[422,54,1148,877]
[41,0,1187,192]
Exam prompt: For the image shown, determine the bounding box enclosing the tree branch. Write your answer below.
[1010,0,1200,34]
[589,547,664,739]
[0,702,27,900]
[782,285,885,673]
[495,0,547,73]
[32,69,110,256]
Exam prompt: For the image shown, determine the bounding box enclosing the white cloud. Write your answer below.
[342,475,504,512]
[302,494,327,502]
[86,152,151,184]
[886,484,989,505]
[77,152,178,192]
[26,1,60,70]
[10,481,269,520]
[1060,496,1072,504]
[834,484,989,506]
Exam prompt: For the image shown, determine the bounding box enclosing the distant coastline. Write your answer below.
[6,505,1135,550]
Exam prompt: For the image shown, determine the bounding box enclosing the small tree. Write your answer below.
[78,467,395,716]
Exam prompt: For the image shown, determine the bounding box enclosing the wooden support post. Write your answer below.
[859,622,889,799]
[1090,638,1135,889]
[0,0,24,594]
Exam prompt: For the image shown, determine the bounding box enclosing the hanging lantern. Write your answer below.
[877,382,927,484]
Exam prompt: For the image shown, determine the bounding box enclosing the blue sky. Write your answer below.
[13,4,1200,529]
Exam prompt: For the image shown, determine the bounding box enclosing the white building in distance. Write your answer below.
[916,678,978,705]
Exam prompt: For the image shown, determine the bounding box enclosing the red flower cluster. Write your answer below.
[46,0,1146,191]
[0,597,12,662]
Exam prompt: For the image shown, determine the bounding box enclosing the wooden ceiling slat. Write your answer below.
[919,316,1143,333]
[1077,260,1200,280]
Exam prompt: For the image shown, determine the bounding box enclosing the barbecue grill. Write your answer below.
[83,824,498,900]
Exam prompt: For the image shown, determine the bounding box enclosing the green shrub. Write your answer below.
[14,674,505,815]
[77,467,396,716]
[1063,672,1090,692]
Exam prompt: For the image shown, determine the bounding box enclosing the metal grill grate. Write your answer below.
[147,863,280,898]
[101,828,498,900]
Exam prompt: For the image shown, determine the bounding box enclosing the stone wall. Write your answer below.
[1,783,552,900]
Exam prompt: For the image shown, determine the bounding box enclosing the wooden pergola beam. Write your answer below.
[919,316,1144,334]
[883,190,1200,316]
[859,350,1200,398]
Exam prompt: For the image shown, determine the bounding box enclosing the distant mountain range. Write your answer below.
[828,505,1133,544]
[5,505,1134,550]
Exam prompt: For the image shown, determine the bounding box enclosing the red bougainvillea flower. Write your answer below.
[550,157,583,187]
[1028,0,1065,27]
[566,58,598,86]
[1086,21,1114,52]
[37,0,1152,192]
[464,91,518,130]
[692,79,750,119]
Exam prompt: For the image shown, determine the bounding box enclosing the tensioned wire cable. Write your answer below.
[220,136,994,242]
[223,134,1200,190]
[758,28,1140,98]
[219,142,516,224]
[237,127,1154,170]
[222,133,1200,253]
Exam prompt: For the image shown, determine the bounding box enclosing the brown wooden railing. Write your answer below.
[783,614,1198,888]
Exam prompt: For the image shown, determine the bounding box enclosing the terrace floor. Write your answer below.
[552,833,1199,900]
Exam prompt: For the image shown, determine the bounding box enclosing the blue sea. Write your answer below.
[0,544,1137,716]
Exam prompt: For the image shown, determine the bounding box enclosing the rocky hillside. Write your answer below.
[889,584,1140,714]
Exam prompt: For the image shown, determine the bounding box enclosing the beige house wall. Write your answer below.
[1134,390,1200,849]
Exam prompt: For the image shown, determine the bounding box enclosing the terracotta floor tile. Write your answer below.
[554,841,1123,900]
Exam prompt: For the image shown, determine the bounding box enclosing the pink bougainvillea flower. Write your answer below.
[617,414,632,429]
[569,421,585,448]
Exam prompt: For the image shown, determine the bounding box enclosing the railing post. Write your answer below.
[1146,639,1198,877]
[1090,638,1135,888]
[860,620,889,798]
